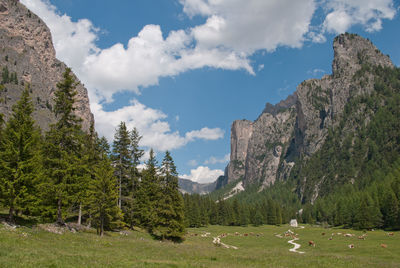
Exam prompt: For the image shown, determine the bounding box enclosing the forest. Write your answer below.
[0,68,184,241]
[1,64,399,242]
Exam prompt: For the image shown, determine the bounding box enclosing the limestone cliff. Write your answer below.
[0,0,93,132]
[225,33,394,195]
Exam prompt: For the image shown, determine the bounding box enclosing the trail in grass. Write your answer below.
[213,235,238,249]
[288,238,305,254]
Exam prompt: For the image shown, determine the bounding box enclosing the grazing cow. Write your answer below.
[244,233,248,237]
[309,241,316,247]
[344,233,353,237]
[328,237,333,240]
[388,232,394,236]
[235,232,240,236]
[358,236,365,240]
[381,244,387,248]
[348,244,354,249]
[322,232,326,236]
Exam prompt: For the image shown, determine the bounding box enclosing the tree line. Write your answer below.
[0,69,185,241]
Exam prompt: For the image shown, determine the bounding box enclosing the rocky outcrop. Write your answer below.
[0,0,93,132]
[224,120,253,185]
[225,33,394,193]
[178,178,217,195]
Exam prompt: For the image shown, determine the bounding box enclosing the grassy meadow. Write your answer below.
[0,222,399,268]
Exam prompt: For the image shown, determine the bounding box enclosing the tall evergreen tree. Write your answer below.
[112,122,131,209]
[0,88,41,223]
[153,151,185,241]
[87,158,122,236]
[124,127,144,228]
[41,68,85,224]
[135,149,159,230]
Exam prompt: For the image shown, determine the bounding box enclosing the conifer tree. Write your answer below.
[41,68,85,224]
[87,158,122,236]
[153,151,185,241]
[135,149,159,230]
[0,88,41,223]
[381,189,399,229]
[112,122,132,209]
[124,127,144,228]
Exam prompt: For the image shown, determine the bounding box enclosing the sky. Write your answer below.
[20,0,400,184]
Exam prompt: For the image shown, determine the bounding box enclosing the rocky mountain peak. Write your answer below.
[0,0,94,132]
[332,33,393,78]
[223,33,396,194]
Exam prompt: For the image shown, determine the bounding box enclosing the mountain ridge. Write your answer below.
[222,33,395,200]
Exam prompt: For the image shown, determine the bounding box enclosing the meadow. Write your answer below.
[0,223,399,267]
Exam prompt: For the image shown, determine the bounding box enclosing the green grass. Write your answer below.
[0,224,399,267]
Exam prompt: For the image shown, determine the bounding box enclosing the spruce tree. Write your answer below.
[153,151,185,241]
[0,88,41,223]
[135,149,159,230]
[87,158,122,236]
[41,68,85,224]
[124,127,144,228]
[112,122,132,209]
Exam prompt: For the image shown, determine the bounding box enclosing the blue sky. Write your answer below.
[21,0,400,183]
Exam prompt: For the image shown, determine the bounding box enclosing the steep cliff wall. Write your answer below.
[225,33,394,195]
[0,0,93,131]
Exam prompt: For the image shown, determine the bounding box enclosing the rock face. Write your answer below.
[0,0,93,132]
[224,33,394,193]
[178,178,217,195]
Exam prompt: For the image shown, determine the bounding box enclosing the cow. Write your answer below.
[309,241,316,247]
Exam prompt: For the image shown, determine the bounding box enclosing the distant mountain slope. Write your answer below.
[222,33,397,203]
[0,0,93,131]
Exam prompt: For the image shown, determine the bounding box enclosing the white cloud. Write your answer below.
[204,154,230,165]
[20,0,397,151]
[322,0,396,34]
[92,100,223,152]
[185,127,224,141]
[181,166,224,183]
[21,0,397,104]
[186,0,316,53]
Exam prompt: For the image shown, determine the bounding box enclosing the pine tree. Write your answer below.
[153,151,185,241]
[381,188,399,229]
[124,127,144,228]
[0,88,41,223]
[87,158,122,236]
[112,122,132,210]
[135,149,159,230]
[40,68,85,224]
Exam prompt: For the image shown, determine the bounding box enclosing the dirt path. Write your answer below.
[213,236,238,249]
[288,238,305,254]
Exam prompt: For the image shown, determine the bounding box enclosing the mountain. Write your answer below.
[222,33,397,202]
[0,0,93,132]
[178,178,217,195]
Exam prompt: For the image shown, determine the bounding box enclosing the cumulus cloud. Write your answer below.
[20,0,397,150]
[181,166,224,184]
[322,0,396,34]
[204,154,230,165]
[185,0,316,53]
[21,0,397,104]
[92,100,224,152]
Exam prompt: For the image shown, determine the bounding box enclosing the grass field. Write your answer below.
[0,222,399,267]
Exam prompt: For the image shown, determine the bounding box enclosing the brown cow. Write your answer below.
[348,244,354,248]
[381,244,387,248]
[309,241,316,247]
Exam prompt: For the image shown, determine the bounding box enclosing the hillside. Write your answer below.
[221,33,398,202]
[0,0,93,131]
